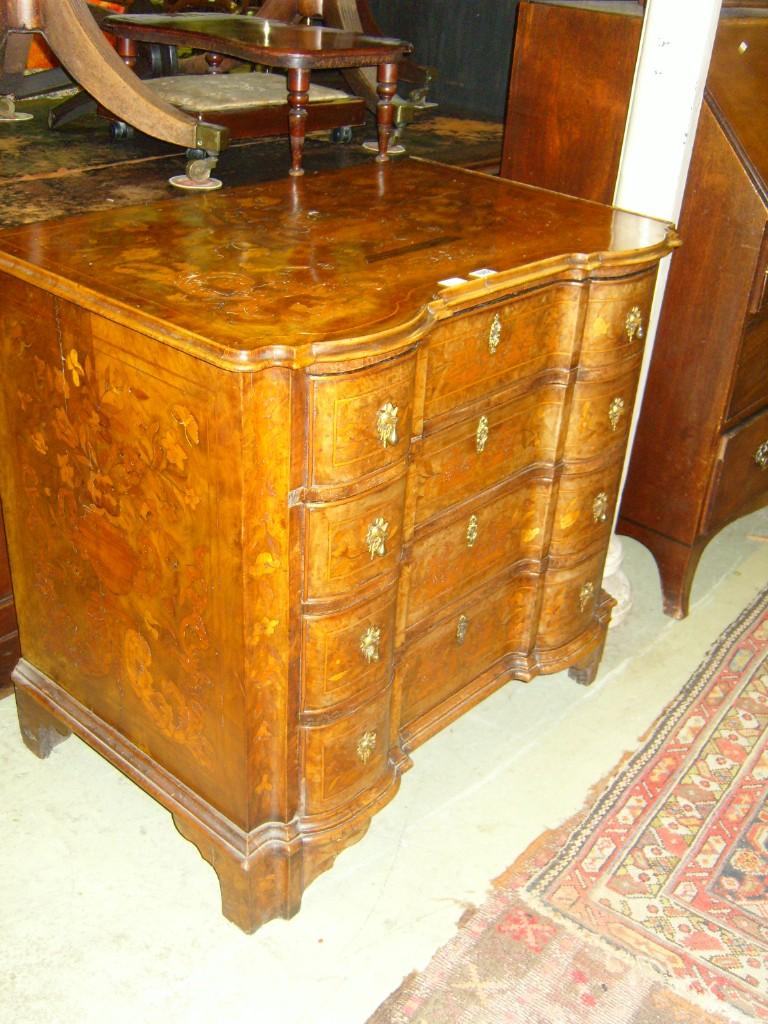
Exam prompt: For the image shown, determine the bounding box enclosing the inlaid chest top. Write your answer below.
[0,160,673,367]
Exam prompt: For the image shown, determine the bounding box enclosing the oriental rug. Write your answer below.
[369,585,768,1024]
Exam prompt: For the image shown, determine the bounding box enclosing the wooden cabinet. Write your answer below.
[0,159,674,931]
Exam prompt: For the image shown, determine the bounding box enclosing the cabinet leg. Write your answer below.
[375,62,398,162]
[568,630,608,687]
[287,67,310,177]
[15,685,71,758]
[172,813,304,934]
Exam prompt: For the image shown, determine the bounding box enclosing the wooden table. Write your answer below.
[105,12,412,175]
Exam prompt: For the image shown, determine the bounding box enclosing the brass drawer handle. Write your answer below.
[357,730,377,764]
[608,396,625,432]
[366,516,390,559]
[456,614,469,645]
[359,625,381,664]
[488,312,502,355]
[592,491,609,523]
[466,514,479,548]
[625,306,645,343]
[579,581,595,613]
[476,415,490,454]
[376,401,399,449]
[755,441,768,470]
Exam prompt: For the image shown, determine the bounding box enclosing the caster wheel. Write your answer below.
[109,121,134,141]
[331,125,354,145]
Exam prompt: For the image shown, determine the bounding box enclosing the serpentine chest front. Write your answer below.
[0,160,676,931]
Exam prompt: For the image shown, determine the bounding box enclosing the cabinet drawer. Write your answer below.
[406,473,551,628]
[309,353,415,486]
[301,688,391,816]
[549,458,623,560]
[302,588,396,712]
[304,475,406,599]
[411,383,566,524]
[423,283,579,421]
[728,311,768,424]
[563,364,640,462]
[706,406,768,531]
[401,575,539,728]
[580,272,656,370]
[537,552,608,651]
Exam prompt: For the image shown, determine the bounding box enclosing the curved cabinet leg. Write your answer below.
[568,632,607,687]
[15,686,71,759]
[617,518,706,620]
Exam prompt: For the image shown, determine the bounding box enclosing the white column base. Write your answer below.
[603,534,632,628]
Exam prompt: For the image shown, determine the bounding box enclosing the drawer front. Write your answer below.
[728,311,768,424]
[563,364,640,462]
[401,575,539,728]
[580,272,656,370]
[549,458,623,559]
[537,552,607,651]
[406,473,552,628]
[302,588,397,711]
[706,406,768,531]
[423,283,580,421]
[309,353,416,486]
[305,475,406,599]
[301,688,391,816]
[412,383,566,524]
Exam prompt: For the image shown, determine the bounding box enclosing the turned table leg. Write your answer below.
[287,66,310,177]
[375,62,398,162]
[15,686,71,759]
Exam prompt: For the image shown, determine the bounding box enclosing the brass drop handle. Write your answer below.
[376,401,399,449]
[359,625,381,664]
[592,491,609,523]
[488,312,502,355]
[608,396,625,432]
[476,415,490,454]
[755,441,768,470]
[456,614,469,645]
[357,730,377,764]
[366,516,389,559]
[625,306,645,343]
[466,514,479,548]
[579,581,595,613]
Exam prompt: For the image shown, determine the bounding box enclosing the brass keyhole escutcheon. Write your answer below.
[357,730,377,764]
[608,396,625,432]
[592,491,609,523]
[579,581,595,613]
[359,625,381,664]
[366,517,389,559]
[488,313,502,355]
[625,306,644,343]
[755,440,768,470]
[476,415,490,454]
[376,401,399,449]
[456,614,469,645]
[466,514,479,548]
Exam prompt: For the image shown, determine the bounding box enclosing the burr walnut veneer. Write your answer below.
[0,160,675,931]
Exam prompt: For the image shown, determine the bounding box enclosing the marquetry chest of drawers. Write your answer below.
[0,159,675,931]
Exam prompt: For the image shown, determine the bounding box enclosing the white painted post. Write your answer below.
[604,0,721,626]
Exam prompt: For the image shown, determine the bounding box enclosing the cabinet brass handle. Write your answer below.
[359,625,381,664]
[625,306,644,343]
[366,517,389,559]
[608,396,625,432]
[466,514,479,548]
[579,581,595,613]
[456,614,469,645]
[476,415,490,454]
[592,491,609,523]
[488,313,502,355]
[376,401,399,449]
[357,730,377,764]
[755,441,768,470]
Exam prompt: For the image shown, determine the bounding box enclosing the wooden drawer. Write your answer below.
[406,472,552,628]
[549,458,623,560]
[537,552,608,651]
[580,271,656,370]
[728,311,768,424]
[401,575,539,728]
[309,352,416,486]
[302,588,397,712]
[706,405,768,531]
[301,688,391,816]
[563,363,641,462]
[423,283,579,421]
[411,383,566,524]
[304,475,406,599]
